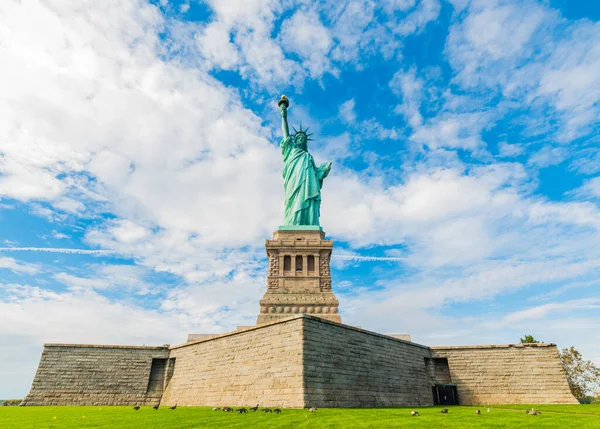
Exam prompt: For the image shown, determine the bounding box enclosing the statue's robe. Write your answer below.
[281,136,330,225]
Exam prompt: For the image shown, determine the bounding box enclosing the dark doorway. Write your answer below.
[432,384,458,405]
[147,358,167,394]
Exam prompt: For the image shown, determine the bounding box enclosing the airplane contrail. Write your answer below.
[0,247,545,265]
[0,247,118,255]
[0,247,408,262]
[331,255,406,262]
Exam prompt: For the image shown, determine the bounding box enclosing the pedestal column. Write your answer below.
[257,227,342,324]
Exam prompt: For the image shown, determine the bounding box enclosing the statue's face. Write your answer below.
[295,133,307,148]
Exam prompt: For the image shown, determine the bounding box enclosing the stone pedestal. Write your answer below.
[257,227,341,324]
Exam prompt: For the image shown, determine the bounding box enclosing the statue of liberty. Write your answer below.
[278,95,332,226]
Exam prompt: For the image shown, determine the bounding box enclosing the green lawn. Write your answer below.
[0,404,598,428]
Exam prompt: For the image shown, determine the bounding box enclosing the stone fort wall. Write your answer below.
[160,318,306,408]
[22,344,170,406]
[22,316,577,407]
[431,344,577,405]
[302,316,433,407]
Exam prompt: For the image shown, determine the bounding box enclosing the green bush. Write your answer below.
[0,399,23,406]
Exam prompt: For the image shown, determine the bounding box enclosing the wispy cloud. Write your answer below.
[0,257,40,275]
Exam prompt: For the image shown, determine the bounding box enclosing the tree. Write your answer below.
[559,346,600,399]
[520,334,540,344]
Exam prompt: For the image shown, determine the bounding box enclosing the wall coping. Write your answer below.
[430,343,557,350]
[43,326,557,352]
[44,343,169,350]
[302,315,431,350]
[171,316,305,350]
[172,314,431,351]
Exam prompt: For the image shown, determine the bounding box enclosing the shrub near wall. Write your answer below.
[1,399,23,406]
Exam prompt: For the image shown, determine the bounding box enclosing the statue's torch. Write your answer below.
[278,94,289,108]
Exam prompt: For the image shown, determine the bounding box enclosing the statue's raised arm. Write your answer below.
[278,95,290,141]
[276,95,332,227]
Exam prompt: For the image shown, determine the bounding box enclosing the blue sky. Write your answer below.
[1,0,599,398]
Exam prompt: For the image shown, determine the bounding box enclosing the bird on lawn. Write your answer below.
[236,408,248,413]
[222,407,233,412]
[411,410,420,416]
[262,408,272,413]
[526,409,541,415]
[212,407,221,411]
[169,404,177,410]
[441,408,448,413]
[250,404,259,412]
[308,407,317,412]
[153,404,159,410]
[273,408,282,414]
[133,406,140,411]
[475,409,481,415]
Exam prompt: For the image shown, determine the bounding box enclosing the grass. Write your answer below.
[0,404,598,428]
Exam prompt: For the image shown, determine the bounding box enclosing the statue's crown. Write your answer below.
[292,123,313,141]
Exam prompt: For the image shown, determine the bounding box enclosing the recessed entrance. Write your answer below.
[147,358,167,394]
[432,384,458,405]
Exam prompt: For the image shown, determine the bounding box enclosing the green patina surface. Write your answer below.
[279,95,331,227]
[1,405,598,429]
[277,225,323,231]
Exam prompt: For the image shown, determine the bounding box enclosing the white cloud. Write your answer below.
[107,220,151,244]
[570,148,600,175]
[328,1,377,62]
[280,9,335,78]
[195,22,240,70]
[390,67,424,127]
[498,141,524,157]
[338,99,357,123]
[52,197,86,214]
[464,3,543,60]
[187,0,445,84]
[392,0,441,36]
[0,159,66,202]
[444,0,600,144]
[314,132,354,161]
[446,0,548,88]
[0,257,40,275]
[0,0,285,249]
[53,264,155,294]
[197,0,301,87]
[53,273,110,291]
[410,111,490,150]
[528,146,567,167]
[502,298,600,324]
[381,0,416,13]
[577,177,600,198]
[534,20,600,142]
[179,3,190,14]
